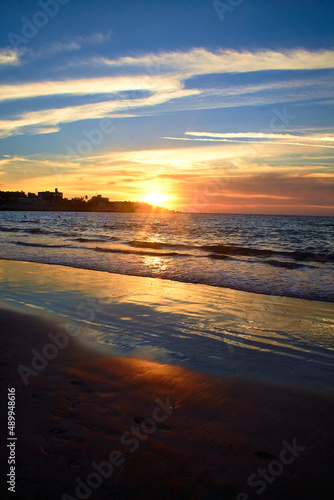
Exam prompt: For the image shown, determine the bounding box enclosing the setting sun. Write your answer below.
[144,192,170,206]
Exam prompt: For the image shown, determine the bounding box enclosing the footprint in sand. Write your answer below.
[254,451,277,461]
[64,396,81,410]
[50,408,83,426]
[41,444,86,469]
[67,454,88,469]
[69,380,92,393]
[32,387,54,401]
[43,427,66,437]
[43,427,86,444]
[134,416,171,431]
[59,434,86,444]
[40,444,59,457]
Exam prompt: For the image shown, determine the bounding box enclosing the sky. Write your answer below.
[0,0,333,215]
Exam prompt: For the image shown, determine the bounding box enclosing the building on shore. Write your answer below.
[0,188,176,213]
[37,188,63,203]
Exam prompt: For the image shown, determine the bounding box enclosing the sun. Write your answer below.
[144,192,170,206]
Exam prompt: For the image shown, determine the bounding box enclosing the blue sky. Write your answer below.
[0,0,333,214]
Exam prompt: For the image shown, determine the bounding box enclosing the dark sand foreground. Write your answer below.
[0,306,333,500]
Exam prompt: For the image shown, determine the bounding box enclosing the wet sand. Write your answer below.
[0,304,333,500]
[1,259,333,392]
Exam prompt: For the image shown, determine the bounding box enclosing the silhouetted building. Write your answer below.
[90,194,109,209]
[0,188,175,212]
[37,188,63,203]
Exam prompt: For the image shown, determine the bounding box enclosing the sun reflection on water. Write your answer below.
[143,255,167,275]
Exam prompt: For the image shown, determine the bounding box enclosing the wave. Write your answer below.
[207,253,231,260]
[129,240,334,262]
[26,228,73,237]
[130,241,166,249]
[265,259,309,270]
[93,246,187,257]
[18,219,41,223]
[0,226,68,237]
[11,241,70,249]
[27,227,50,234]
[0,226,50,234]
[72,237,118,243]
[0,226,21,232]
[103,223,140,230]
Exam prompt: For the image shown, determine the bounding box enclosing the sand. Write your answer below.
[0,261,333,499]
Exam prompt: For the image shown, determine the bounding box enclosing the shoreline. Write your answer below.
[1,209,333,217]
[0,305,333,499]
[1,259,333,393]
[1,256,333,304]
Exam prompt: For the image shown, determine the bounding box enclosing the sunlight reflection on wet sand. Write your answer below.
[1,259,333,391]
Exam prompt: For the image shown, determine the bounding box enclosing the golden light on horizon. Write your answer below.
[143,192,170,206]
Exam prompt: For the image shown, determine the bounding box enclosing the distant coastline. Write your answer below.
[0,188,176,213]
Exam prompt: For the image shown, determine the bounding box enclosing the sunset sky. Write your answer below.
[0,0,333,214]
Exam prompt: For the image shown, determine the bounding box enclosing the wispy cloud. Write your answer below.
[186,131,321,140]
[96,47,334,75]
[163,131,334,149]
[23,32,112,61]
[28,127,60,135]
[1,47,333,138]
[79,32,112,46]
[0,48,20,66]
[0,156,80,169]
[0,88,199,138]
[0,74,182,102]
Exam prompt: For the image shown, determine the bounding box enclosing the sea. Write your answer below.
[0,211,333,302]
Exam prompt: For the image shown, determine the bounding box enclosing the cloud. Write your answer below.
[163,131,334,149]
[23,32,112,61]
[0,48,20,66]
[0,88,199,138]
[90,144,333,183]
[84,32,112,45]
[28,127,60,135]
[174,171,334,213]
[0,156,80,169]
[96,48,334,75]
[2,152,332,214]
[0,75,183,102]
[187,131,308,139]
[163,136,334,149]
[1,47,334,138]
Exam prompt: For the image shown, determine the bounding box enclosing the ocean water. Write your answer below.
[0,211,333,302]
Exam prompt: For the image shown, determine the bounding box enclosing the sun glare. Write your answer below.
[144,192,170,206]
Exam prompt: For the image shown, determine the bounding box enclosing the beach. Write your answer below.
[0,260,333,499]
